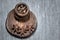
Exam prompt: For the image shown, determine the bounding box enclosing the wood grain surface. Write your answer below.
[0,0,60,40]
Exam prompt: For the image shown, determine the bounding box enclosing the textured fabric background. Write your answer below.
[0,0,60,40]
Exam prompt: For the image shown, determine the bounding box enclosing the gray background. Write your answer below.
[0,0,60,40]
